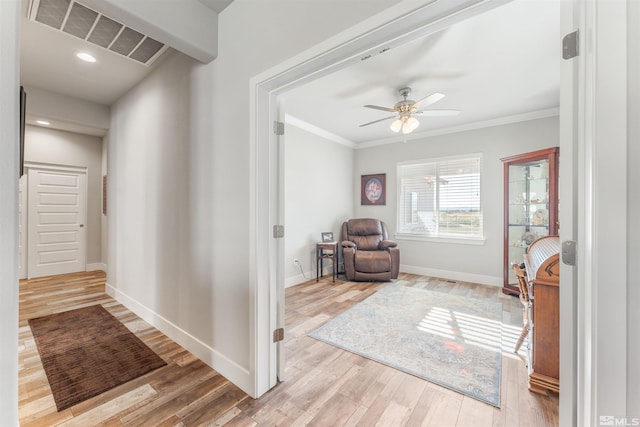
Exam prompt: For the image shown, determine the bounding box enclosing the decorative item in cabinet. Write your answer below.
[501,147,559,295]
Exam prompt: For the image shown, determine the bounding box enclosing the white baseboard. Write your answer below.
[86,262,106,272]
[104,282,254,397]
[285,272,314,288]
[285,265,500,287]
[400,264,502,287]
[285,265,340,287]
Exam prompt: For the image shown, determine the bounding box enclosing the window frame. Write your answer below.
[395,153,485,244]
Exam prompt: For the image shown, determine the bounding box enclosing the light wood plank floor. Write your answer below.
[18,271,558,426]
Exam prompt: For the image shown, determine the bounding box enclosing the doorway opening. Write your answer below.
[250,5,573,421]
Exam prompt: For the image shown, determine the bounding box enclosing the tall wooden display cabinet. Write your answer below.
[501,147,559,295]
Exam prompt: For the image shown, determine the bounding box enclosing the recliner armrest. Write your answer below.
[342,241,356,249]
[379,240,397,250]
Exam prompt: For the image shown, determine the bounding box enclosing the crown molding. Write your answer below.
[285,114,356,148]
[355,107,560,149]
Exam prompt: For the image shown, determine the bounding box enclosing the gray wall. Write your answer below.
[354,116,559,285]
[284,123,354,286]
[283,115,560,287]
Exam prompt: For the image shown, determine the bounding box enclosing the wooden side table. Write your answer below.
[316,241,338,282]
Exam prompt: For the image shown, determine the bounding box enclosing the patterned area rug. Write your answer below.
[28,304,166,411]
[309,282,503,406]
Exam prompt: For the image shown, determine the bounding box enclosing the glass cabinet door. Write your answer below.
[502,147,558,295]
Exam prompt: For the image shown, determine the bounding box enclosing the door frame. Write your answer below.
[251,0,526,396]
[275,97,286,381]
[24,161,88,279]
[572,0,631,422]
[559,2,579,425]
[248,1,603,423]
[18,175,27,279]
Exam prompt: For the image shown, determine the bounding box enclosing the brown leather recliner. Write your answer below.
[341,218,400,281]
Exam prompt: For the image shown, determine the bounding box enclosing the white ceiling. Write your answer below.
[19,0,233,106]
[281,0,560,145]
[19,0,560,143]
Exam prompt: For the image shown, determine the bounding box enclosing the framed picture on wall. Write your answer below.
[361,173,386,205]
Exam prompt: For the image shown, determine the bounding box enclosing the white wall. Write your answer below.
[108,49,197,368]
[24,125,103,266]
[354,116,559,286]
[0,0,20,424]
[106,0,397,397]
[628,0,640,411]
[284,122,354,286]
[23,86,109,135]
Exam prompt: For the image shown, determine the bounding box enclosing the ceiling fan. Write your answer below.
[360,87,460,134]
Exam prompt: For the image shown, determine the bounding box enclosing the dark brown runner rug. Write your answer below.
[28,304,166,411]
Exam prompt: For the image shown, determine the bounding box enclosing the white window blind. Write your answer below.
[397,154,483,239]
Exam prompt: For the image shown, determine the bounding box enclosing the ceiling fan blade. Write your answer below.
[359,115,397,127]
[414,109,460,117]
[364,104,397,112]
[413,92,445,109]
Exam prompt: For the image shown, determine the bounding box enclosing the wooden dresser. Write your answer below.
[523,235,560,394]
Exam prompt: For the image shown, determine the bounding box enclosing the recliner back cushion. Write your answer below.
[347,219,383,250]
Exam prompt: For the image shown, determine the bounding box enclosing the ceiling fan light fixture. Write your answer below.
[361,87,457,136]
[390,119,403,133]
[406,116,420,132]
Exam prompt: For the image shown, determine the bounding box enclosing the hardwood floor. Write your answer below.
[18,271,558,426]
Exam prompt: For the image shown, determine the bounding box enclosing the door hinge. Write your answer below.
[562,30,579,60]
[273,120,285,136]
[273,225,284,238]
[562,240,577,266]
[273,328,284,343]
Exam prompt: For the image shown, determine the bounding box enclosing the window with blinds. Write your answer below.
[397,154,483,239]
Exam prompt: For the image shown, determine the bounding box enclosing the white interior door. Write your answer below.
[18,175,27,279]
[27,167,87,279]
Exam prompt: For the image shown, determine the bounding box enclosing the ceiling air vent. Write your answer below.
[29,0,168,65]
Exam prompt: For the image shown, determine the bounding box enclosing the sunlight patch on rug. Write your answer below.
[309,282,502,406]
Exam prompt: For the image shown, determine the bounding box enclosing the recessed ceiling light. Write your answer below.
[76,52,96,63]
[36,120,50,126]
